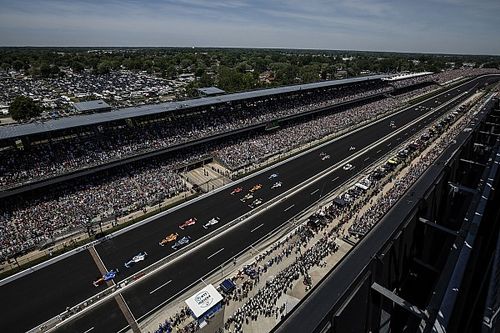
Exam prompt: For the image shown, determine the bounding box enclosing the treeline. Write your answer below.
[1,47,499,95]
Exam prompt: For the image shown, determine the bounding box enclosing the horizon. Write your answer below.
[1,45,499,58]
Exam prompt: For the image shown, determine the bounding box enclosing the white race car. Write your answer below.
[268,173,279,180]
[203,217,221,229]
[124,252,147,268]
[249,198,263,208]
[343,163,353,170]
[271,181,282,189]
[241,193,254,202]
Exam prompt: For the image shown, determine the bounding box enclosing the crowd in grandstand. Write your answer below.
[387,74,435,89]
[0,84,408,259]
[430,68,500,84]
[0,69,498,260]
[395,84,439,103]
[0,82,391,189]
[215,94,403,169]
[0,154,198,259]
[3,69,499,190]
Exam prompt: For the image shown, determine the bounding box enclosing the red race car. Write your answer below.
[179,218,197,230]
[231,187,243,195]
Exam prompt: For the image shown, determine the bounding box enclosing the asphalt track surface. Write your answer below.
[0,75,497,333]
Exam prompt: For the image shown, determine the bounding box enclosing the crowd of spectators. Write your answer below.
[223,232,338,333]
[152,306,192,333]
[214,94,403,169]
[0,70,494,260]
[388,74,435,89]
[394,84,440,103]
[0,152,206,260]
[0,81,392,189]
[147,89,496,333]
[348,95,485,237]
[430,68,500,85]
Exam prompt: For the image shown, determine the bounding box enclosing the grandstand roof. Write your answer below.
[73,100,111,113]
[382,72,433,81]
[0,74,388,140]
[197,87,225,96]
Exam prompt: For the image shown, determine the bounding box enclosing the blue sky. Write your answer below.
[0,0,499,54]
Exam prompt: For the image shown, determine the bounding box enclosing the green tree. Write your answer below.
[164,65,177,79]
[194,66,205,78]
[39,63,52,77]
[50,65,61,77]
[96,61,111,75]
[9,96,42,121]
[217,66,252,92]
[71,61,85,73]
[12,60,24,71]
[198,72,214,87]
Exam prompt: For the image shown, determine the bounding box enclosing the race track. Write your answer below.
[1,75,498,333]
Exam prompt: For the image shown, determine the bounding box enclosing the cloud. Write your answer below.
[0,0,498,54]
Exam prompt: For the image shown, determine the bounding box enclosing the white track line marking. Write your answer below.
[331,176,339,182]
[284,204,295,212]
[387,143,392,147]
[207,248,224,260]
[83,327,95,333]
[310,189,319,195]
[364,157,370,161]
[251,224,264,233]
[376,149,382,153]
[149,280,172,295]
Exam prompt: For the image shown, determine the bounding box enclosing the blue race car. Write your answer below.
[172,236,191,250]
[93,269,119,287]
[124,252,148,268]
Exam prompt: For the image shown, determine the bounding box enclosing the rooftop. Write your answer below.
[0,74,388,141]
[73,100,111,113]
[197,87,226,96]
[382,72,434,81]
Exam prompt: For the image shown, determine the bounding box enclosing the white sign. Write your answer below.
[185,284,223,318]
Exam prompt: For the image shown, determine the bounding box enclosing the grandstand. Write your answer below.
[0,69,495,265]
[0,74,392,194]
